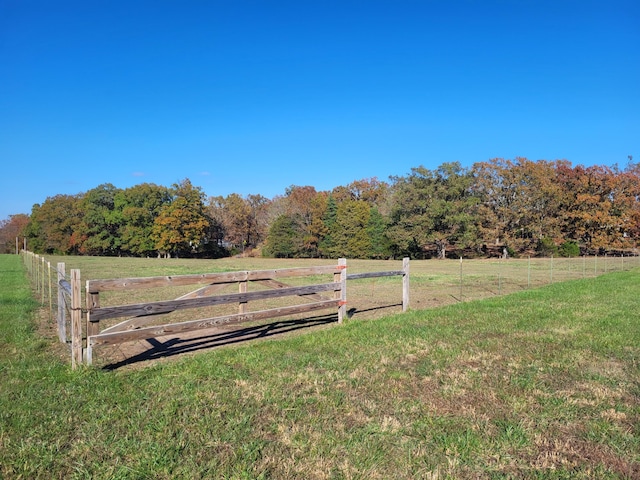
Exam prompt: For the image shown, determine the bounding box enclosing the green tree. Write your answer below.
[264,214,297,258]
[114,183,172,257]
[388,162,478,259]
[366,207,391,259]
[77,184,121,255]
[330,199,372,258]
[318,194,338,257]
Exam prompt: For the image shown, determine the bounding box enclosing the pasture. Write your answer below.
[2,254,639,478]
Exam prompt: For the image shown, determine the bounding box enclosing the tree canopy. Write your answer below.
[4,159,639,259]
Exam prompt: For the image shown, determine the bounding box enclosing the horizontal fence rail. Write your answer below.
[87,282,342,322]
[89,300,343,348]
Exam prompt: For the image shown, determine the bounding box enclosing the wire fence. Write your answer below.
[21,250,72,345]
[416,254,640,309]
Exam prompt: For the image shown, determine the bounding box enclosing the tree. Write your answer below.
[331,177,390,212]
[366,207,392,259]
[152,179,211,257]
[77,184,121,255]
[559,164,636,252]
[208,193,251,252]
[318,194,338,257]
[471,158,571,255]
[621,162,640,246]
[0,214,30,254]
[25,194,84,254]
[114,183,172,256]
[388,162,478,259]
[246,194,271,249]
[264,214,297,257]
[330,199,372,258]
[281,186,328,257]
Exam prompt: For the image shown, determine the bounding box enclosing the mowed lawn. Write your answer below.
[1,254,639,479]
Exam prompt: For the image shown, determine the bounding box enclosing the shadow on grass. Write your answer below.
[102,314,338,370]
[347,303,402,317]
[102,303,401,370]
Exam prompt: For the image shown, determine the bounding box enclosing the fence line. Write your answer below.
[21,251,71,345]
[452,254,640,303]
[19,252,411,368]
[18,250,640,368]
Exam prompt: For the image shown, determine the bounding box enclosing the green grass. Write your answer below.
[2,254,639,478]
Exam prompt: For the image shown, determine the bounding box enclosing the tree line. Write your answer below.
[1,158,639,258]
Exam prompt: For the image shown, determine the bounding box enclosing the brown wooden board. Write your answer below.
[87,265,342,292]
[89,282,341,321]
[89,299,340,346]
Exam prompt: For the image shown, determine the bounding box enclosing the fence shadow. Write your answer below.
[102,313,338,370]
[347,303,403,318]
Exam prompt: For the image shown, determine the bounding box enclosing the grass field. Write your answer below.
[3,253,640,478]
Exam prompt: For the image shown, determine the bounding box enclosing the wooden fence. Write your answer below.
[20,251,410,368]
[83,260,350,365]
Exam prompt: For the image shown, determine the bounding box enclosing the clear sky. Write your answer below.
[1,0,638,220]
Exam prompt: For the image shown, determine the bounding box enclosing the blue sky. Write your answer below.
[1,0,638,220]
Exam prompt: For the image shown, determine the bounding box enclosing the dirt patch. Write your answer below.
[529,429,639,478]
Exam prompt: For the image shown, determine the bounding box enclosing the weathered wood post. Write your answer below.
[403,257,410,312]
[337,258,347,323]
[71,269,83,369]
[85,283,101,366]
[239,278,248,314]
[41,256,46,303]
[47,261,53,322]
[57,262,67,343]
[33,254,38,293]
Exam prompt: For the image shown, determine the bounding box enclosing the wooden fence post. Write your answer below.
[71,269,83,369]
[402,257,410,312]
[57,262,67,343]
[33,254,38,293]
[47,261,53,323]
[42,257,47,307]
[337,258,347,323]
[85,284,101,366]
[239,279,248,314]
